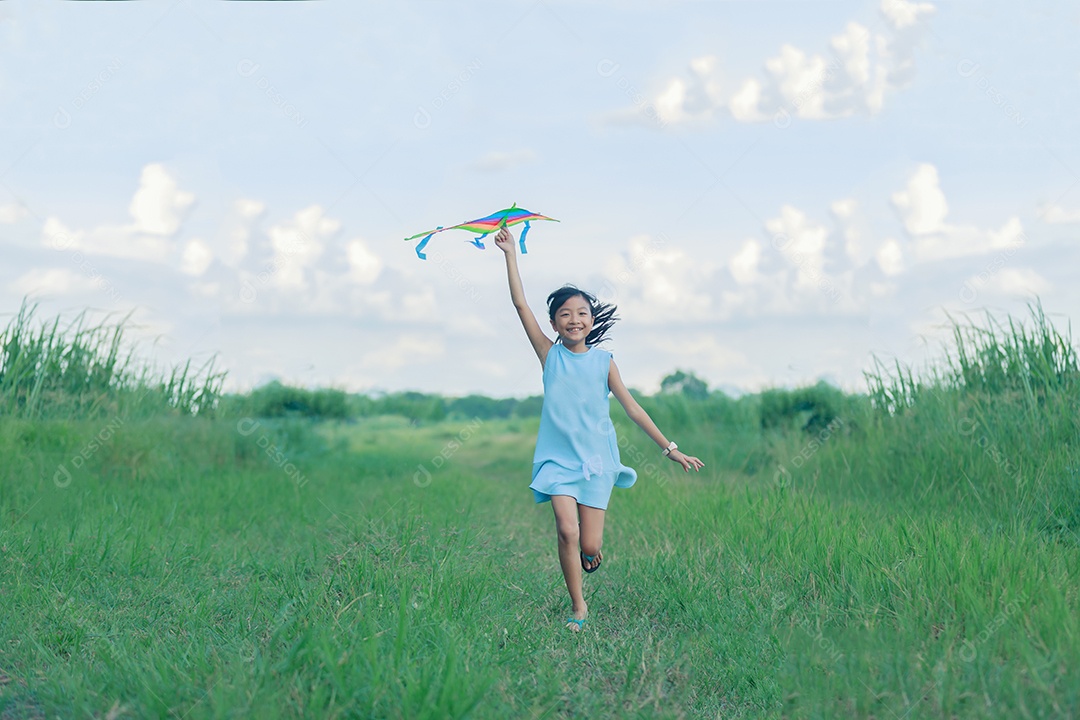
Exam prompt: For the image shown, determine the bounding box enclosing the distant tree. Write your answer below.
[659,370,709,400]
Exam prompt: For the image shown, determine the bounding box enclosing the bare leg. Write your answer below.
[550,495,587,630]
[578,503,606,572]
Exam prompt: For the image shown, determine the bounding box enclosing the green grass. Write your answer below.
[1,299,224,420]
[1,303,1078,718]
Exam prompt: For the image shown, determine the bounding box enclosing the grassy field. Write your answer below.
[2,304,1079,718]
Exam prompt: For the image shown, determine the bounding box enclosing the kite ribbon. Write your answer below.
[519,220,532,255]
[414,227,442,260]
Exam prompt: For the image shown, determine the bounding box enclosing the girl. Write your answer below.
[494,226,706,632]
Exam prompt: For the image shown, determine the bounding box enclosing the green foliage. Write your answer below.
[660,369,709,400]
[219,380,348,420]
[758,380,849,434]
[867,299,1079,414]
[0,298,224,420]
[5,298,1079,717]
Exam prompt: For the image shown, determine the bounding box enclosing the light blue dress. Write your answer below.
[530,342,638,510]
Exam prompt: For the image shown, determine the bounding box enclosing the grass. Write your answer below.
[0,299,224,420]
[1,302,1078,718]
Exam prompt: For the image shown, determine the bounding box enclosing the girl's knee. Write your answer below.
[556,522,579,545]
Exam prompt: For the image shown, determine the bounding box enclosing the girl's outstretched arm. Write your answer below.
[495,226,553,368]
[608,359,706,473]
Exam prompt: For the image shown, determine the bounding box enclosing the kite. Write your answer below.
[404,204,558,260]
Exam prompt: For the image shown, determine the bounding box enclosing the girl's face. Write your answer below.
[551,295,594,345]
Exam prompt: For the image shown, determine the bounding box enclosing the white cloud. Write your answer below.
[891,163,1025,263]
[181,238,213,276]
[9,267,103,296]
[654,55,725,124]
[0,202,28,224]
[994,267,1051,296]
[765,205,829,291]
[891,163,947,235]
[346,238,382,285]
[216,199,265,267]
[266,205,341,290]
[881,0,935,30]
[965,267,1052,299]
[1040,204,1080,224]
[128,163,195,235]
[601,234,714,324]
[39,163,194,263]
[830,198,864,263]
[729,239,761,285]
[652,0,935,126]
[876,238,904,276]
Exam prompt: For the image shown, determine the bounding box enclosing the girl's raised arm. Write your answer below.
[495,226,553,368]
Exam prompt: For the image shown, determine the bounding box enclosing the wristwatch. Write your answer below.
[662,441,678,456]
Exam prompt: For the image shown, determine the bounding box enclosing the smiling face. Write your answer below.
[551,294,594,347]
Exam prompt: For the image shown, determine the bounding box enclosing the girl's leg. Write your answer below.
[578,503,606,571]
[550,495,587,627]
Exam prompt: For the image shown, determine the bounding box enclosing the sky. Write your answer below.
[1,0,1078,399]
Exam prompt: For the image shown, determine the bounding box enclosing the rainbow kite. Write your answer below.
[404,204,558,260]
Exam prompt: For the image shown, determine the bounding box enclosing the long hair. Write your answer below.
[546,285,619,347]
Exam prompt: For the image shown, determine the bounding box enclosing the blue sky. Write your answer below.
[2,0,1078,398]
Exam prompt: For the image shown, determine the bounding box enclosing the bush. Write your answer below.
[221,381,348,420]
[758,381,847,434]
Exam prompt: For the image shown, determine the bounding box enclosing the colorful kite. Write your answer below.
[404,204,558,260]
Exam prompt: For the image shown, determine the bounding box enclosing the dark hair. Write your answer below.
[546,285,619,346]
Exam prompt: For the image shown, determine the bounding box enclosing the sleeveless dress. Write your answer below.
[529,342,638,510]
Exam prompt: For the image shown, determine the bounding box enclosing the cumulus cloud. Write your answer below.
[1040,204,1080,224]
[875,238,904,276]
[964,266,1052,300]
[180,238,213,276]
[346,238,382,285]
[265,205,341,290]
[765,206,829,291]
[649,0,935,127]
[599,234,714,324]
[654,56,725,125]
[891,163,948,235]
[128,163,195,235]
[39,163,194,263]
[830,198,865,264]
[216,198,265,267]
[9,267,105,297]
[891,162,1025,263]
[729,239,762,285]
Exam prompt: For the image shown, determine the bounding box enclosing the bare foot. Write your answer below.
[566,603,588,632]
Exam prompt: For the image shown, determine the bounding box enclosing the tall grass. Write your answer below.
[802,299,1080,538]
[0,298,225,420]
[866,300,1079,413]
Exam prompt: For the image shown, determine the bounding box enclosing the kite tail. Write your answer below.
[519,220,531,255]
[415,227,443,260]
[468,233,488,250]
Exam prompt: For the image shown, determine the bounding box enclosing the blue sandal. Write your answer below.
[580,551,601,573]
[566,617,586,631]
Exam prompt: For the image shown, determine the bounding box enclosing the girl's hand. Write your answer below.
[494,226,515,255]
[668,450,705,472]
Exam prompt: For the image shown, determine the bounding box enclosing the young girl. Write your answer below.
[494,226,705,632]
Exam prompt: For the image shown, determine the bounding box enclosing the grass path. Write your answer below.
[1,414,1077,718]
